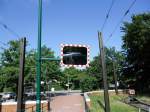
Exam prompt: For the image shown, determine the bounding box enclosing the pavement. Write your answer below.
[49,93,85,112]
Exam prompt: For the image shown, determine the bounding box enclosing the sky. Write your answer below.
[0,0,150,59]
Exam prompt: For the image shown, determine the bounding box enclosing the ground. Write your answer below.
[89,93,138,112]
[49,93,85,112]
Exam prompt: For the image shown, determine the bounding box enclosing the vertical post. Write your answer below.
[98,32,110,112]
[113,61,118,94]
[138,108,141,112]
[36,0,42,111]
[17,38,26,112]
[44,68,47,93]
[67,74,70,92]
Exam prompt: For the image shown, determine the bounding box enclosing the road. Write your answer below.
[49,93,85,112]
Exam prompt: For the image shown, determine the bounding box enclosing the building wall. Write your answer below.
[0,101,49,112]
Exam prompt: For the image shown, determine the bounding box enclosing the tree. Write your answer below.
[0,40,61,92]
[41,45,62,91]
[86,47,124,89]
[61,67,98,92]
[24,45,62,92]
[0,40,20,92]
[79,73,98,92]
[121,13,150,93]
[105,47,125,87]
[62,67,80,90]
[86,54,102,89]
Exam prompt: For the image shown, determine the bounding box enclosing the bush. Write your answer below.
[80,76,98,92]
[51,82,64,91]
[3,87,13,92]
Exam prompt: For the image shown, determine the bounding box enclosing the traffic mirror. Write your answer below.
[61,44,90,67]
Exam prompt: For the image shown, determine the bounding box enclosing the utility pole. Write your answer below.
[112,61,118,95]
[36,0,42,111]
[98,32,110,112]
[17,38,26,112]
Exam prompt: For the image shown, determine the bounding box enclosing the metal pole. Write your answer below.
[98,31,110,112]
[17,38,26,112]
[36,0,42,111]
[113,61,118,95]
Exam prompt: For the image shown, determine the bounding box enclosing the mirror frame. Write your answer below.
[60,44,90,67]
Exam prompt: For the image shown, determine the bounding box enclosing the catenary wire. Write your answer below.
[101,0,116,32]
[105,0,137,44]
[0,21,20,38]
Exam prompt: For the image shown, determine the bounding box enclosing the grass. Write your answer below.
[89,93,138,112]
[136,95,150,104]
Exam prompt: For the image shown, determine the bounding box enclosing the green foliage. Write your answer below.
[0,40,61,93]
[51,82,63,91]
[105,47,125,84]
[24,45,62,92]
[62,67,80,90]
[121,13,150,92]
[80,76,98,92]
[61,67,98,91]
[86,47,124,89]
[0,38,125,93]
[3,87,14,92]
[86,55,103,89]
[0,40,21,92]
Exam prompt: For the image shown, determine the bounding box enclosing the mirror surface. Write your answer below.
[63,46,87,65]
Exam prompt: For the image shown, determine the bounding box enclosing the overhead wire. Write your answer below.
[105,0,137,44]
[0,21,20,38]
[0,21,20,53]
[101,0,116,32]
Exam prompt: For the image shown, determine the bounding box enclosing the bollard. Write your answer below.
[149,107,150,112]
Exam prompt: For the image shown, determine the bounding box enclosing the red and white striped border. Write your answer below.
[60,44,90,68]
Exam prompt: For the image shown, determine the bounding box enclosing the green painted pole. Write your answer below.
[36,0,42,111]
